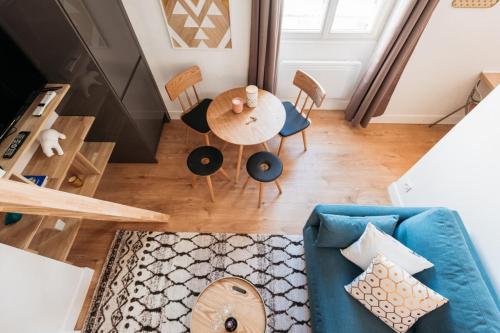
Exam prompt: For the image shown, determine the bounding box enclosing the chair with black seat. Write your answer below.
[187,146,230,202]
[278,70,326,156]
[244,151,283,208]
[166,65,212,145]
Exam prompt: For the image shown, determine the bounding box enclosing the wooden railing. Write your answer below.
[0,178,169,223]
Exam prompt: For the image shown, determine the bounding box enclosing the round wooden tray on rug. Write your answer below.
[191,276,267,333]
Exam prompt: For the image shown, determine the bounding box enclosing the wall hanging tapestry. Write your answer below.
[160,0,232,49]
[83,230,310,332]
[452,0,499,8]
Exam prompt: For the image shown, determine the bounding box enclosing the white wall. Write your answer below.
[121,0,251,119]
[0,244,93,333]
[389,87,500,292]
[377,2,500,124]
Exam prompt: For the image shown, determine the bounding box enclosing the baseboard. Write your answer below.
[168,98,349,120]
[388,182,403,206]
[169,110,183,119]
[170,107,465,125]
[372,113,464,125]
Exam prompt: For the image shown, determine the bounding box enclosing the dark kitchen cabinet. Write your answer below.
[122,60,165,154]
[0,0,167,162]
[58,0,141,98]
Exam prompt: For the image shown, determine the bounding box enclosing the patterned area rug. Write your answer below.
[83,231,311,333]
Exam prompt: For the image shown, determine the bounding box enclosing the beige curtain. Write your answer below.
[345,0,439,127]
[248,0,283,94]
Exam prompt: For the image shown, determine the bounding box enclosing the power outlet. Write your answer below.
[402,179,413,193]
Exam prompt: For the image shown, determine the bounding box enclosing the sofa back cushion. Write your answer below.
[315,214,399,248]
[395,208,500,333]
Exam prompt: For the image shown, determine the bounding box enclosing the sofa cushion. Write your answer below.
[315,213,399,248]
[395,208,500,333]
[345,254,448,333]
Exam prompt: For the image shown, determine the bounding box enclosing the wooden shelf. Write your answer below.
[0,83,117,262]
[23,116,95,189]
[0,84,70,177]
[28,216,82,261]
[0,214,44,249]
[0,116,99,253]
[29,142,115,261]
[61,142,115,197]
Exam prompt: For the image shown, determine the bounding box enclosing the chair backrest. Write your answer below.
[165,65,203,113]
[292,70,326,119]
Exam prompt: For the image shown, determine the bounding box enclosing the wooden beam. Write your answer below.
[0,178,169,223]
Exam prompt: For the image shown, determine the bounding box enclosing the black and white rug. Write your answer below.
[83,231,311,333]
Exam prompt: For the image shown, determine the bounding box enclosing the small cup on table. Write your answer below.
[231,97,244,114]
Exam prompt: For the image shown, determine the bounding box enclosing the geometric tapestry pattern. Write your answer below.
[82,230,310,332]
[345,254,448,333]
[160,0,232,49]
[452,0,499,8]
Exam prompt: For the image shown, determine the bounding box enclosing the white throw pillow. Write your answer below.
[340,223,433,274]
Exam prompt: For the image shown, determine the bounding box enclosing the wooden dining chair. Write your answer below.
[277,70,326,156]
[165,66,212,145]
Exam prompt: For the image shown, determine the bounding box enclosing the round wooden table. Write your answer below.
[190,277,267,333]
[207,87,286,182]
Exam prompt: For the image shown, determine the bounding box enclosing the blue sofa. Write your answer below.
[303,205,500,333]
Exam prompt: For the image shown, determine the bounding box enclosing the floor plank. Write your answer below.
[68,110,450,327]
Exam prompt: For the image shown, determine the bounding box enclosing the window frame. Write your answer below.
[281,0,396,41]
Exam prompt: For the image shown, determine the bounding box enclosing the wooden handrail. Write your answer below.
[0,178,169,223]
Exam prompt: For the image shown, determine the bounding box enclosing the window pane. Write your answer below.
[282,0,329,32]
[331,0,386,33]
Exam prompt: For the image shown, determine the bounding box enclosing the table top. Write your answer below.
[481,72,500,91]
[207,87,286,145]
[191,277,267,333]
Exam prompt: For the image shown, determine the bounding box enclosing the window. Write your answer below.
[282,0,395,38]
[331,0,387,34]
[281,0,329,33]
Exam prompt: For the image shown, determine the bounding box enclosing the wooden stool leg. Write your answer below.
[191,174,197,188]
[275,180,282,194]
[243,176,251,190]
[235,145,244,183]
[204,133,210,146]
[221,141,228,151]
[218,167,231,182]
[258,182,263,208]
[301,130,307,151]
[262,142,270,152]
[277,137,285,156]
[206,176,215,202]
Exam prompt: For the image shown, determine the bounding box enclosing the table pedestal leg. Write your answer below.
[235,145,244,183]
[262,142,270,152]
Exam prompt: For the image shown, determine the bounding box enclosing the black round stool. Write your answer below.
[245,151,283,208]
[187,146,230,202]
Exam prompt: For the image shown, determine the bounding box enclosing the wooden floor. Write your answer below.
[68,110,450,327]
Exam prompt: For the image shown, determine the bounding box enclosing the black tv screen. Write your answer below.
[0,26,47,142]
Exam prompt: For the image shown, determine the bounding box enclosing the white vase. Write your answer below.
[246,85,258,108]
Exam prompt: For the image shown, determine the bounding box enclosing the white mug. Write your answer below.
[246,85,258,108]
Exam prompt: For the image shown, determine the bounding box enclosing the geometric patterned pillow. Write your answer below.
[345,254,448,333]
